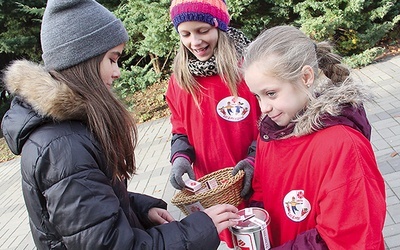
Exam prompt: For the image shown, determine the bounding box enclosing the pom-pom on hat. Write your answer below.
[41,0,129,71]
[170,0,230,32]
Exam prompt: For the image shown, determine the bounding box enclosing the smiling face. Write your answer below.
[99,43,124,89]
[245,61,313,127]
[177,21,219,61]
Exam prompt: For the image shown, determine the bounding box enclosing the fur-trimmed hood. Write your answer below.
[3,60,87,120]
[259,74,373,141]
[1,60,88,154]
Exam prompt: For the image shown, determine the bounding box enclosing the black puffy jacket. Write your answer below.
[1,60,221,249]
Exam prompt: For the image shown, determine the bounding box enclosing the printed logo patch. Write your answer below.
[283,190,311,222]
[216,96,250,122]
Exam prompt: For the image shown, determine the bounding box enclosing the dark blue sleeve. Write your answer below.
[128,192,168,228]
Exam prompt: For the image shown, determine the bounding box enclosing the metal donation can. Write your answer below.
[229,207,271,250]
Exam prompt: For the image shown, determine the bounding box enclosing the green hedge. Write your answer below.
[114,0,399,96]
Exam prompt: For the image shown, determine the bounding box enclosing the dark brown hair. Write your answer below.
[51,54,137,180]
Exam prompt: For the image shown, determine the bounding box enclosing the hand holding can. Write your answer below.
[204,204,240,234]
[230,207,271,250]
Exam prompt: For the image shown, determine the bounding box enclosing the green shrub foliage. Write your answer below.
[295,0,400,56]
[115,0,399,93]
[0,0,399,99]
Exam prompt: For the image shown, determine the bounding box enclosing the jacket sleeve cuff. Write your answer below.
[245,156,255,166]
[272,228,328,250]
[171,153,192,164]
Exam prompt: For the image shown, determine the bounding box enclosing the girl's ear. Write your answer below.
[301,65,314,87]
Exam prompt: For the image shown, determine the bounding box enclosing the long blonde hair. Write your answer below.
[51,54,137,181]
[173,29,241,106]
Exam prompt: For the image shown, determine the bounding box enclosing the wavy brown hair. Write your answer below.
[50,54,137,181]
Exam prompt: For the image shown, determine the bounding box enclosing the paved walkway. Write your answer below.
[0,55,399,249]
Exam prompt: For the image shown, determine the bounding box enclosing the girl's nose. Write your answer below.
[112,66,121,79]
[191,34,202,46]
[259,100,272,114]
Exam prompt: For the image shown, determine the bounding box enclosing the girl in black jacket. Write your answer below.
[1,0,239,249]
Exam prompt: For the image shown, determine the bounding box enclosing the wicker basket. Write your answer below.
[171,167,244,216]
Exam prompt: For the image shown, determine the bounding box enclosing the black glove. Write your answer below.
[170,157,196,190]
[232,159,254,199]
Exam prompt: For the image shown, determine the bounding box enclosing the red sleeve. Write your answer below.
[315,129,386,249]
[317,178,385,249]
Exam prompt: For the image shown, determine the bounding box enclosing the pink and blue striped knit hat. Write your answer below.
[170,0,230,32]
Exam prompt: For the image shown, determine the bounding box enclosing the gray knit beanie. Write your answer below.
[41,0,129,71]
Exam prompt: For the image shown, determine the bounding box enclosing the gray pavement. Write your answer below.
[0,55,399,249]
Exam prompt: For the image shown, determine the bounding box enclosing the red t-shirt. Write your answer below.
[251,125,386,249]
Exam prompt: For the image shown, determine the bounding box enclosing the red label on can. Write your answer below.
[233,232,256,249]
[230,207,271,250]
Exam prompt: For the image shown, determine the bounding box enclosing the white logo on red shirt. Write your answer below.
[216,96,250,122]
[283,190,311,222]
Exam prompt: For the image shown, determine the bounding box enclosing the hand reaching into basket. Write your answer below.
[204,204,240,233]
[232,158,254,199]
[170,157,196,190]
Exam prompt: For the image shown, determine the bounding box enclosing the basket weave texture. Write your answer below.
[171,167,244,216]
